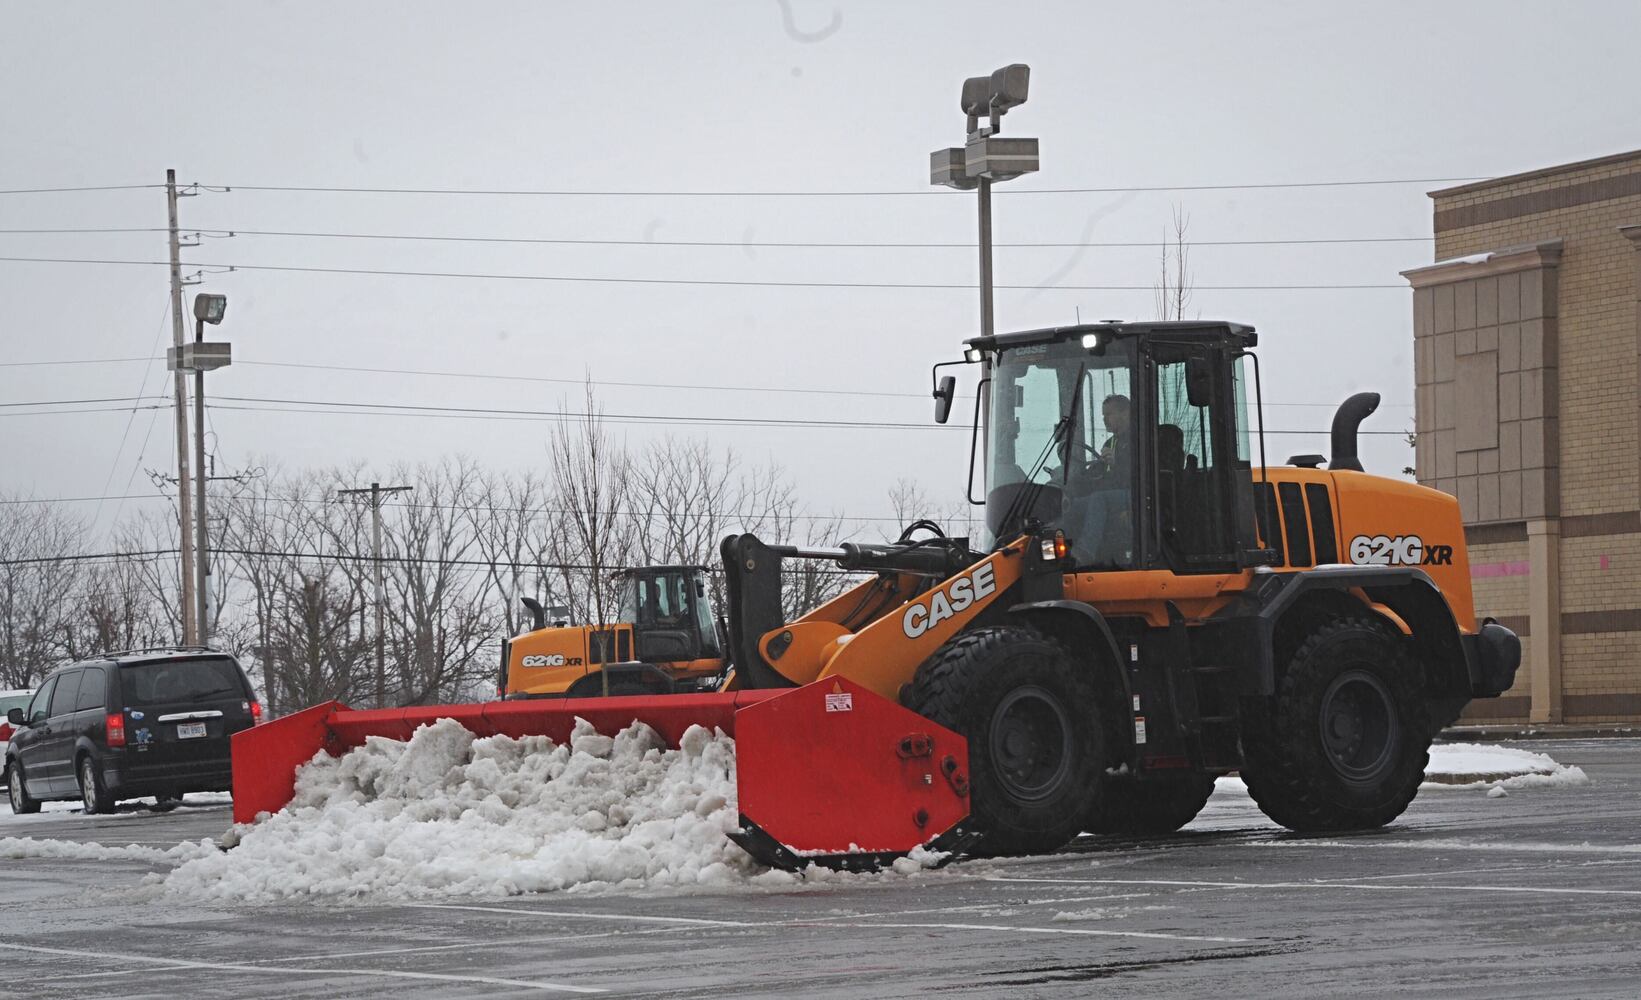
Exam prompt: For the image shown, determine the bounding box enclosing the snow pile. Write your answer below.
[0,836,217,865]
[164,717,810,901]
[1424,742,1589,791]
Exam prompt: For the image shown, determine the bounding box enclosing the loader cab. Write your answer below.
[973,322,1262,574]
[614,566,722,664]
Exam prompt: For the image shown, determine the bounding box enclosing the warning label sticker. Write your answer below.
[824,692,854,713]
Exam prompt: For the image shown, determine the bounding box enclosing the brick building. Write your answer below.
[1401,151,1641,724]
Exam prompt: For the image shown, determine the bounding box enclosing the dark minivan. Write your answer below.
[5,647,261,814]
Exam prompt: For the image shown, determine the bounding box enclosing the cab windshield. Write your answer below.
[983,337,1137,567]
[616,571,693,628]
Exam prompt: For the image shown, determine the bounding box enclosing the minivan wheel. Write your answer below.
[78,757,115,814]
[8,761,40,814]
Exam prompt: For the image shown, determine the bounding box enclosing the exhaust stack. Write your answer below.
[1329,391,1380,472]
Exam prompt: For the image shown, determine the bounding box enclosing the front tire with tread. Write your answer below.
[1241,617,1430,832]
[8,761,40,814]
[903,626,1103,857]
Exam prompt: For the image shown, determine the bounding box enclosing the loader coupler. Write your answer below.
[231,679,973,872]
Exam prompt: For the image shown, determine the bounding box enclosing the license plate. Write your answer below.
[176,721,207,740]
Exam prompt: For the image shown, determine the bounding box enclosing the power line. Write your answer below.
[0,354,1413,410]
[200,177,1484,197]
[0,256,1408,290]
[0,490,933,526]
[0,394,164,409]
[0,183,164,196]
[0,356,153,368]
[0,405,168,419]
[0,226,1435,250]
[0,544,875,577]
[237,360,1409,409]
[209,394,1409,435]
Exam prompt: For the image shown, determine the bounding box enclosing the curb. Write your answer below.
[1439,724,1639,742]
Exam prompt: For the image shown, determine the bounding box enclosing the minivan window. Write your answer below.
[72,668,106,713]
[120,657,244,707]
[26,676,57,724]
[48,671,80,718]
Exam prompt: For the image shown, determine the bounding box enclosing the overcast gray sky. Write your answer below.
[4,1,1639,542]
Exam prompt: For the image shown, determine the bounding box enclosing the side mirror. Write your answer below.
[933,375,957,424]
[7,707,24,726]
[1186,356,1215,409]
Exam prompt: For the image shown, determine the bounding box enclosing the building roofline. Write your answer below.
[1430,149,1641,200]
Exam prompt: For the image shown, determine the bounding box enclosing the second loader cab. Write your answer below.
[614,566,722,666]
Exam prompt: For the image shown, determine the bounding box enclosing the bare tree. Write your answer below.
[0,499,86,688]
[545,384,633,635]
[382,459,495,705]
[1154,204,1193,322]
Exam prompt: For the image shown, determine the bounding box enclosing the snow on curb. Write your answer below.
[1422,742,1589,791]
[162,717,939,902]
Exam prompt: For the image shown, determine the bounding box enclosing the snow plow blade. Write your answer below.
[230,677,972,871]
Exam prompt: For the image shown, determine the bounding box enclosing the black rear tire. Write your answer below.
[903,626,1103,857]
[1241,617,1430,832]
[8,761,40,815]
[1088,771,1217,836]
[78,756,115,815]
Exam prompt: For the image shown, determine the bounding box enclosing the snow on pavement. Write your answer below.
[3,728,1589,900]
[1422,742,1590,791]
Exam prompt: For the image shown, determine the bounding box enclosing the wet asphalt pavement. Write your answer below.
[2,738,1638,999]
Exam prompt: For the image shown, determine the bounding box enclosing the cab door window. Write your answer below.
[1152,347,1242,571]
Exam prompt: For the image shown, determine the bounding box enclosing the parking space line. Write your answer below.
[414,901,1245,944]
[987,875,1641,897]
[0,941,605,994]
[412,903,763,927]
[817,920,1249,943]
[45,927,682,982]
[803,892,1156,922]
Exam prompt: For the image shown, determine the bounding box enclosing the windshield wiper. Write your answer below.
[995,363,1087,545]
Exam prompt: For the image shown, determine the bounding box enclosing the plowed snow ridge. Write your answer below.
[162,717,933,901]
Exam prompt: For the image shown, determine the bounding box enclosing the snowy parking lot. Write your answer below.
[3,737,1639,998]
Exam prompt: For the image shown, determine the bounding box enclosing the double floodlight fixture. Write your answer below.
[931,63,1039,190]
[960,63,1031,126]
[193,293,227,325]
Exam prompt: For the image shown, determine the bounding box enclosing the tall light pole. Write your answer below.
[187,294,229,642]
[930,65,1040,461]
[338,482,413,708]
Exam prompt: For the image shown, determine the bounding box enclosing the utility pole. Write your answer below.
[338,482,413,708]
[165,169,197,646]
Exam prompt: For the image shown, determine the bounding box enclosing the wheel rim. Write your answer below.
[1318,669,1399,784]
[988,685,1073,802]
[8,768,21,810]
[80,762,95,811]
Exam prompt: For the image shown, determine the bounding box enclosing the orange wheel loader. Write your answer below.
[500,565,725,699]
[232,320,1520,870]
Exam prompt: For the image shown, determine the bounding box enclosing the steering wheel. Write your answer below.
[1059,441,1109,496]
